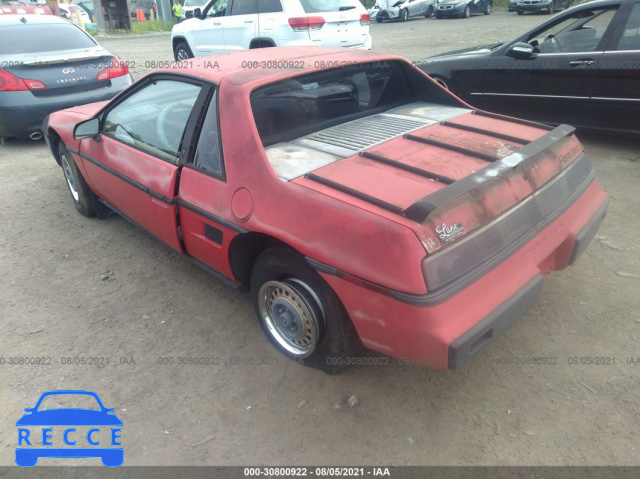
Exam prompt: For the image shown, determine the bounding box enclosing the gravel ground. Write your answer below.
[1,12,639,468]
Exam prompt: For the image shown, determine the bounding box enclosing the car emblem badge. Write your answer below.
[62,68,75,74]
[435,222,464,242]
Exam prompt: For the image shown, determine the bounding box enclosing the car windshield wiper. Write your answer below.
[339,6,356,10]
[490,42,504,51]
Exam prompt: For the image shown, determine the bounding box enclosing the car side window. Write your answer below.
[258,0,282,13]
[204,0,227,17]
[614,4,640,50]
[528,8,618,54]
[230,0,257,15]
[103,80,201,162]
[192,89,224,177]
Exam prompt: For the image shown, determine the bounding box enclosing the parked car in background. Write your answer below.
[419,0,640,133]
[369,0,435,22]
[514,0,574,14]
[182,0,208,19]
[43,47,607,373]
[0,3,51,14]
[0,15,132,139]
[171,0,371,60]
[435,0,492,18]
[76,1,95,21]
[58,3,91,24]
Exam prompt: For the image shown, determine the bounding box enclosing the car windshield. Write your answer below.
[0,24,96,55]
[37,394,102,411]
[184,0,207,6]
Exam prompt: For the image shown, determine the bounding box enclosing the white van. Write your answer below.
[171,0,372,60]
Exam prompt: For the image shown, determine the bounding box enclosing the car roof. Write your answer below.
[156,47,405,87]
[0,13,68,25]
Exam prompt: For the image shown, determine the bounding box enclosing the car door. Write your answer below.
[481,6,619,126]
[588,1,640,131]
[191,0,228,55]
[221,0,258,52]
[176,88,243,280]
[78,76,205,252]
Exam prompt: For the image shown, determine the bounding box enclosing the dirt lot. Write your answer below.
[1,12,639,468]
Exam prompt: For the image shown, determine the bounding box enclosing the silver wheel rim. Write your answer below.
[258,279,323,358]
[62,155,79,202]
[177,49,190,60]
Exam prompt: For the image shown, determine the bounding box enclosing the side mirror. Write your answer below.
[506,42,536,60]
[194,7,202,18]
[74,117,100,140]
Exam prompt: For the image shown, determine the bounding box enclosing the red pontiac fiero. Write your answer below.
[44,48,609,373]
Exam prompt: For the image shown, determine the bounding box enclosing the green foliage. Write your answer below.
[131,19,173,33]
[360,0,376,8]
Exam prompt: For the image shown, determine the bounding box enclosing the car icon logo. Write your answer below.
[62,68,75,74]
[16,390,123,467]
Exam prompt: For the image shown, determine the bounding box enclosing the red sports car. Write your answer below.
[43,47,609,373]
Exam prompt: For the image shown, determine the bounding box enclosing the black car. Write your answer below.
[418,0,640,133]
[0,15,132,139]
[434,0,492,18]
[513,0,574,15]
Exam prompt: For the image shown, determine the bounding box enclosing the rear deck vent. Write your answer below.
[304,114,431,152]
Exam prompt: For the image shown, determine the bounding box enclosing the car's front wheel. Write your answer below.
[174,41,193,61]
[250,247,357,374]
[462,5,471,17]
[425,5,434,17]
[59,142,97,217]
[484,3,491,14]
[400,8,409,21]
[547,0,555,13]
[517,10,524,14]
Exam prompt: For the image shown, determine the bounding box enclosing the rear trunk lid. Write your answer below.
[282,104,586,255]
[299,0,367,47]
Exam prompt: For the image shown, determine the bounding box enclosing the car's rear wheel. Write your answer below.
[174,41,193,61]
[462,5,471,17]
[484,3,491,14]
[376,16,383,22]
[547,0,555,13]
[400,8,409,21]
[425,5,434,17]
[250,247,357,374]
[59,142,97,218]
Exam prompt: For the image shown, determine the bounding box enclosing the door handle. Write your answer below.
[244,20,253,23]
[570,60,595,67]
[213,22,221,25]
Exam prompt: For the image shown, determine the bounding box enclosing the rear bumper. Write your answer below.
[516,2,553,11]
[321,180,609,371]
[0,75,131,139]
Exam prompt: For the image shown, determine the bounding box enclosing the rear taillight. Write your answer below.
[0,69,46,91]
[97,58,129,82]
[360,13,370,25]
[288,16,325,32]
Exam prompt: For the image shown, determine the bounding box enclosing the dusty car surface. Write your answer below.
[43,47,608,373]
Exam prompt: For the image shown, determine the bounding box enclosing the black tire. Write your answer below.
[547,0,555,13]
[400,8,409,21]
[484,2,491,14]
[435,12,442,18]
[462,5,471,17]
[425,5,434,17]
[58,142,97,217]
[376,16,383,23]
[174,41,193,61]
[250,247,357,374]
[517,10,523,14]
